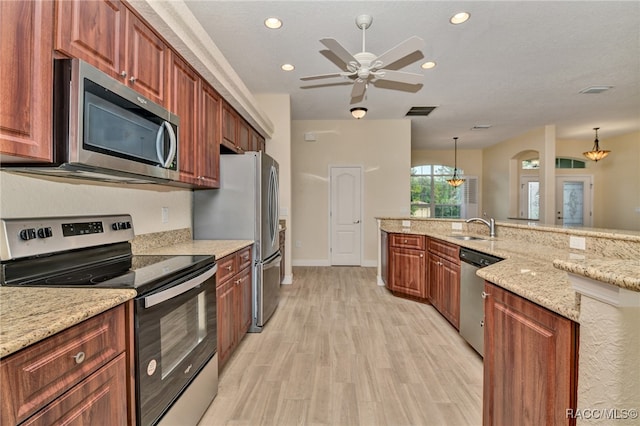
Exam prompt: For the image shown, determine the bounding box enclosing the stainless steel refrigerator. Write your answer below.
[193,151,280,332]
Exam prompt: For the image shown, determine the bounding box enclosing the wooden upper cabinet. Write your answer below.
[221,102,240,153]
[55,0,167,105]
[0,0,54,161]
[251,130,266,152]
[200,84,221,188]
[237,119,250,152]
[168,53,200,184]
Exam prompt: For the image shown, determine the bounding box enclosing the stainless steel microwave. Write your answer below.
[6,59,180,184]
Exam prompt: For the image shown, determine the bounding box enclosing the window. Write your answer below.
[411,165,464,218]
[556,157,586,169]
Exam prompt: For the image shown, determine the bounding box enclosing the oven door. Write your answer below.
[135,264,217,426]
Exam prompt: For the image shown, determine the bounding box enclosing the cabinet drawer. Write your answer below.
[217,254,237,284]
[0,305,126,425]
[237,246,252,271]
[428,238,460,263]
[390,234,425,250]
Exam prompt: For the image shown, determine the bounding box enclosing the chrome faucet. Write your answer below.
[466,217,496,238]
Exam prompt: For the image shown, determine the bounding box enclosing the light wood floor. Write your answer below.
[198,266,483,426]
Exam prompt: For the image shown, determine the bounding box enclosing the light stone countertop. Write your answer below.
[0,287,136,358]
[552,258,640,291]
[138,240,254,258]
[380,222,583,321]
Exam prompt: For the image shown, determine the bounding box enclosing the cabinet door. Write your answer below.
[200,83,221,188]
[440,257,460,329]
[0,0,53,161]
[238,267,253,335]
[221,103,238,152]
[427,253,442,306]
[55,0,125,79]
[483,282,578,426]
[168,53,200,184]
[237,120,250,152]
[389,247,426,298]
[216,278,237,369]
[125,10,167,105]
[21,354,128,426]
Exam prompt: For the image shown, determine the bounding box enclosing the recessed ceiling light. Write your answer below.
[450,12,470,25]
[264,17,282,29]
[421,61,437,70]
[281,63,295,71]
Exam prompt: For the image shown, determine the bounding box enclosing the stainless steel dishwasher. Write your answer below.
[459,247,502,357]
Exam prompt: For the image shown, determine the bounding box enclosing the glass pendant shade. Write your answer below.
[583,127,610,162]
[350,107,367,119]
[447,137,465,187]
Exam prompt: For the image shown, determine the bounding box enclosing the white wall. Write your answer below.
[291,119,411,266]
[0,172,191,234]
[254,93,293,283]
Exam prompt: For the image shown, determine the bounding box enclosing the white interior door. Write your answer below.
[330,167,362,265]
[555,176,593,226]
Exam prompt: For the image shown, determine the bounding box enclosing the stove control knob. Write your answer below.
[112,221,132,231]
[37,227,53,239]
[19,228,37,241]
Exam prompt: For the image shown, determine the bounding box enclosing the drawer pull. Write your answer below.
[226,265,233,271]
[481,291,490,299]
[72,351,86,364]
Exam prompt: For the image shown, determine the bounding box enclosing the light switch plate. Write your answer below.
[161,207,169,223]
[402,220,411,227]
[569,236,586,250]
[451,222,463,230]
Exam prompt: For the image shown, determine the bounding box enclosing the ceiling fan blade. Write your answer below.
[320,38,358,66]
[351,80,367,98]
[300,73,344,81]
[373,36,425,68]
[375,69,423,85]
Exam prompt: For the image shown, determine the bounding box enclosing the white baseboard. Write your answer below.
[362,259,377,267]
[291,259,378,267]
[376,275,385,286]
[281,274,293,285]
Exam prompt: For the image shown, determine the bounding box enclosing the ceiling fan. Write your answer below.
[301,14,425,99]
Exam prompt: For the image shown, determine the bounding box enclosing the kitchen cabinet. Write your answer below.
[388,234,427,299]
[55,0,168,106]
[238,120,251,152]
[251,129,265,152]
[427,238,460,329]
[221,102,240,153]
[483,282,578,426]
[0,0,54,162]
[381,230,389,288]
[216,246,253,370]
[199,83,221,188]
[0,304,131,425]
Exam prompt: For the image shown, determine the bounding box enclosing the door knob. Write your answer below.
[353,220,360,224]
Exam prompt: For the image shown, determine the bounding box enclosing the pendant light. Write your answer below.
[447,137,465,187]
[583,127,610,162]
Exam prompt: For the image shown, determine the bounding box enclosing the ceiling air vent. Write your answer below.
[579,86,613,94]
[406,106,437,117]
[471,125,492,130]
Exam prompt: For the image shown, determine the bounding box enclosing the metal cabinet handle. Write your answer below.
[129,76,137,83]
[481,291,490,299]
[236,279,241,285]
[120,71,127,77]
[420,253,423,258]
[226,265,233,271]
[72,351,86,364]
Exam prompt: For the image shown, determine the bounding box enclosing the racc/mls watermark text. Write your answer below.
[567,408,639,420]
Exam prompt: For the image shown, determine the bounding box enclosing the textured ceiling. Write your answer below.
[184,1,640,150]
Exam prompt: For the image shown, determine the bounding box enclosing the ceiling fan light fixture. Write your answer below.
[264,17,282,29]
[350,107,367,119]
[583,127,610,162]
[281,63,295,71]
[421,61,437,70]
[450,12,470,25]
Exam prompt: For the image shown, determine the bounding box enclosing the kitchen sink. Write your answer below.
[450,235,487,241]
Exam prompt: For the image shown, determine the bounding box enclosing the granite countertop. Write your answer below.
[553,258,640,291]
[380,222,582,321]
[0,287,136,358]
[139,240,254,258]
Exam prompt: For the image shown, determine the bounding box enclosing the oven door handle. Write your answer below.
[144,264,217,308]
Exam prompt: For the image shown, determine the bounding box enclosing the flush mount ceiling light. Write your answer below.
[421,61,437,69]
[450,12,470,25]
[583,127,610,162]
[281,63,295,71]
[447,137,465,187]
[350,107,367,119]
[264,17,282,29]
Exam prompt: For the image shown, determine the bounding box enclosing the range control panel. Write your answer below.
[1,215,134,261]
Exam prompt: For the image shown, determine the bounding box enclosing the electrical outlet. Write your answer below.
[451,222,463,231]
[161,207,169,224]
[402,220,411,227]
[295,240,302,248]
[569,236,586,250]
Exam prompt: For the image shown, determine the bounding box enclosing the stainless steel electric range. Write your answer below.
[0,214,218,426]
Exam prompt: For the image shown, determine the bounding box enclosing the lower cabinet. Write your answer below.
[427,238,461,329]
[388,234,426,299]
[0,304,131,425]
[483,282,578,426]
[216,246,253,370]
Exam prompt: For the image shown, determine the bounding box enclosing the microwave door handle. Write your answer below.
[155,121,177,168]
[143,264,217,308]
